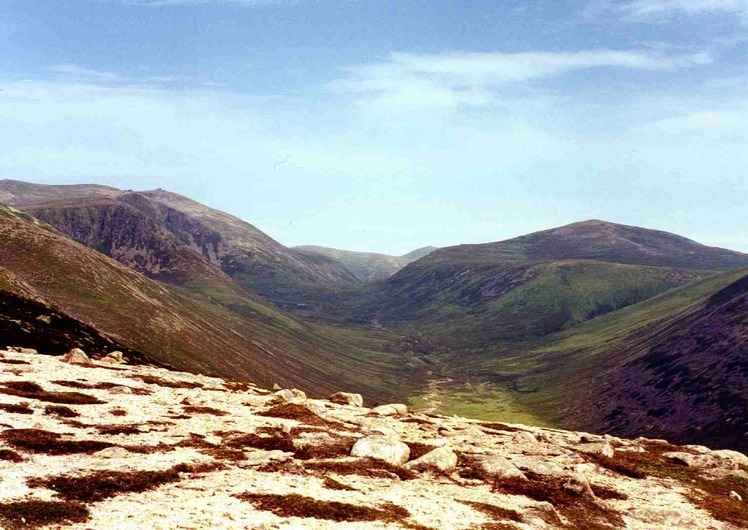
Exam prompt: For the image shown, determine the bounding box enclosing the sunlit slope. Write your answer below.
[0,206,412,400]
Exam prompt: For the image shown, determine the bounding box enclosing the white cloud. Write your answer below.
[48,63,202,88]
[331,49,713,112]
[585,0,748,21]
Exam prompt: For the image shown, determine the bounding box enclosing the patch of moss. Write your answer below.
[0,381,105,405]
[1,428,113,455]
[294,437,356,460]
[458,500,522,522]
[258,403,332,426]
[0,500,90,529]
[305,457,417,481]
[235,493,412,524]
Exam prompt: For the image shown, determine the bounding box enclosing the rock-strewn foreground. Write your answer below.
[1,349,747,530]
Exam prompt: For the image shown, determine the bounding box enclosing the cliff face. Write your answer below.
[1,348,747,530]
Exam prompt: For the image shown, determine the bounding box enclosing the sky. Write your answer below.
[0,0,746,255]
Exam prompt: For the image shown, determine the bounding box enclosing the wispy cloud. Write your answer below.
[47,63,213,88]
[585,0,748,22]
[101,0,290,6]
[331,49,713,112]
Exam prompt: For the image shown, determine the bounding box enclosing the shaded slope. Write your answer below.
[0,205,411,400]
[293,245,437,282]
[573,272,748,450]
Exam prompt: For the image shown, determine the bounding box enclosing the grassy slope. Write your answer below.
[0,206,418,401]
[422,268,748,424]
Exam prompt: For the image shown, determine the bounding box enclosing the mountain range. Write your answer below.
[1,179,747,450]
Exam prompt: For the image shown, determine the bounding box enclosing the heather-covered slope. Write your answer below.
[293,245,437,282]
[0,205,411,400]
[573,272,748,450]
[0,181,361,305]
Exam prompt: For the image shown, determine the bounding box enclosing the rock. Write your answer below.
[290,388,306,399]
[6,346,38,354]
[663,452,739,470]
[272,383,282,390]
[61,348,90,364]
[511,456,566,477]
[239,450,294,468]
[406,446,457,472]
[512,431,538,445]
[351,435,410,466]
[109,386,133,395]
[467,454,527,480]
[329,392,364,407]
[35,315,52,324]
[274,389,296,402]
[562,476,595,497]
[373,403,408,416]
[730,491,743,501]
[95,446,131,459]
[577,441,615,458]
[370,427,400,439]
[713,449,748,467]
[101,351,125,364]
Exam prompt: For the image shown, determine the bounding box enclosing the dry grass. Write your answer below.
[305,458,417,481]
[96,424,141,436]
[183,405,228,416]
[322,477,358,491]
[0,381,105,405]
[235,493,413,524]
[294,437,357,460]
[0,448,24,462]
[44,405,80,418]
[258,403,333,426]
[28,462,224,503]
[1,428,113,455]
[0,500,90,529]
[458,500,522,523]
[0,402,33,415]
[406,441,439,460]
[222,428,296,454]
[492,472,624,530]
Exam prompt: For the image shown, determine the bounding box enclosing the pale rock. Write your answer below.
[730,491,743,501]
[713,449,748,467]
[511,456,566,477]
[274,389,296,402]
[373,403,408,416]
[303,401,326,416]
[109,386,133,395]
[512,431,538,445]
[406,446,457,472]
[6,346,38,354]
[204,435,222,445]
[370,427,400,439]
[61,348,90,364]
[577,441,615,458]
[239,450,293,468]
[562,476,595,497]
[663,452,739,470]
[290,388,306,399]
[35,315,52,324]
[468,454,527,480]
[351,435,410,465]
[272,383,282,390]
[101,351,125,364]
[95,446,131,459]
[329,392,364,407]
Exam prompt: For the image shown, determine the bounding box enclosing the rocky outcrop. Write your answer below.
[0,348,747,530]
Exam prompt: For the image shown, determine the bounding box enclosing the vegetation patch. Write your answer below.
[0,402,33,415]
[492,472,624,530]
[235,493,412,524]
[0,381,105,405]
[590,483,628,501]
[109,408,127,416]
[0,500,90,529]
[0,448,24,462]
[52,380,151,395]
[479,423,525,433]
[28,462,224,503]
[1,428,113,455]
[305,458,417,481]
[223,428,296,454]
[96,424,141,436]
[458,500,522,523]
[295,437,357,460]
[183,405,228,416]
[137,375,203,389]
[406,442,439,460]
[0,359,30,365]
[258,403,332,426]
[586,442,748,527]
[44,405,79,418]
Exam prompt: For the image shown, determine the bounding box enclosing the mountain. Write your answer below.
[0,180,360,306]
[0,205,413,400]
[314,220,748,347]
[573,272,748,450]
[293,245,437,282]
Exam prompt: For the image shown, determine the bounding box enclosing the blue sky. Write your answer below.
[1,0,746,254]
